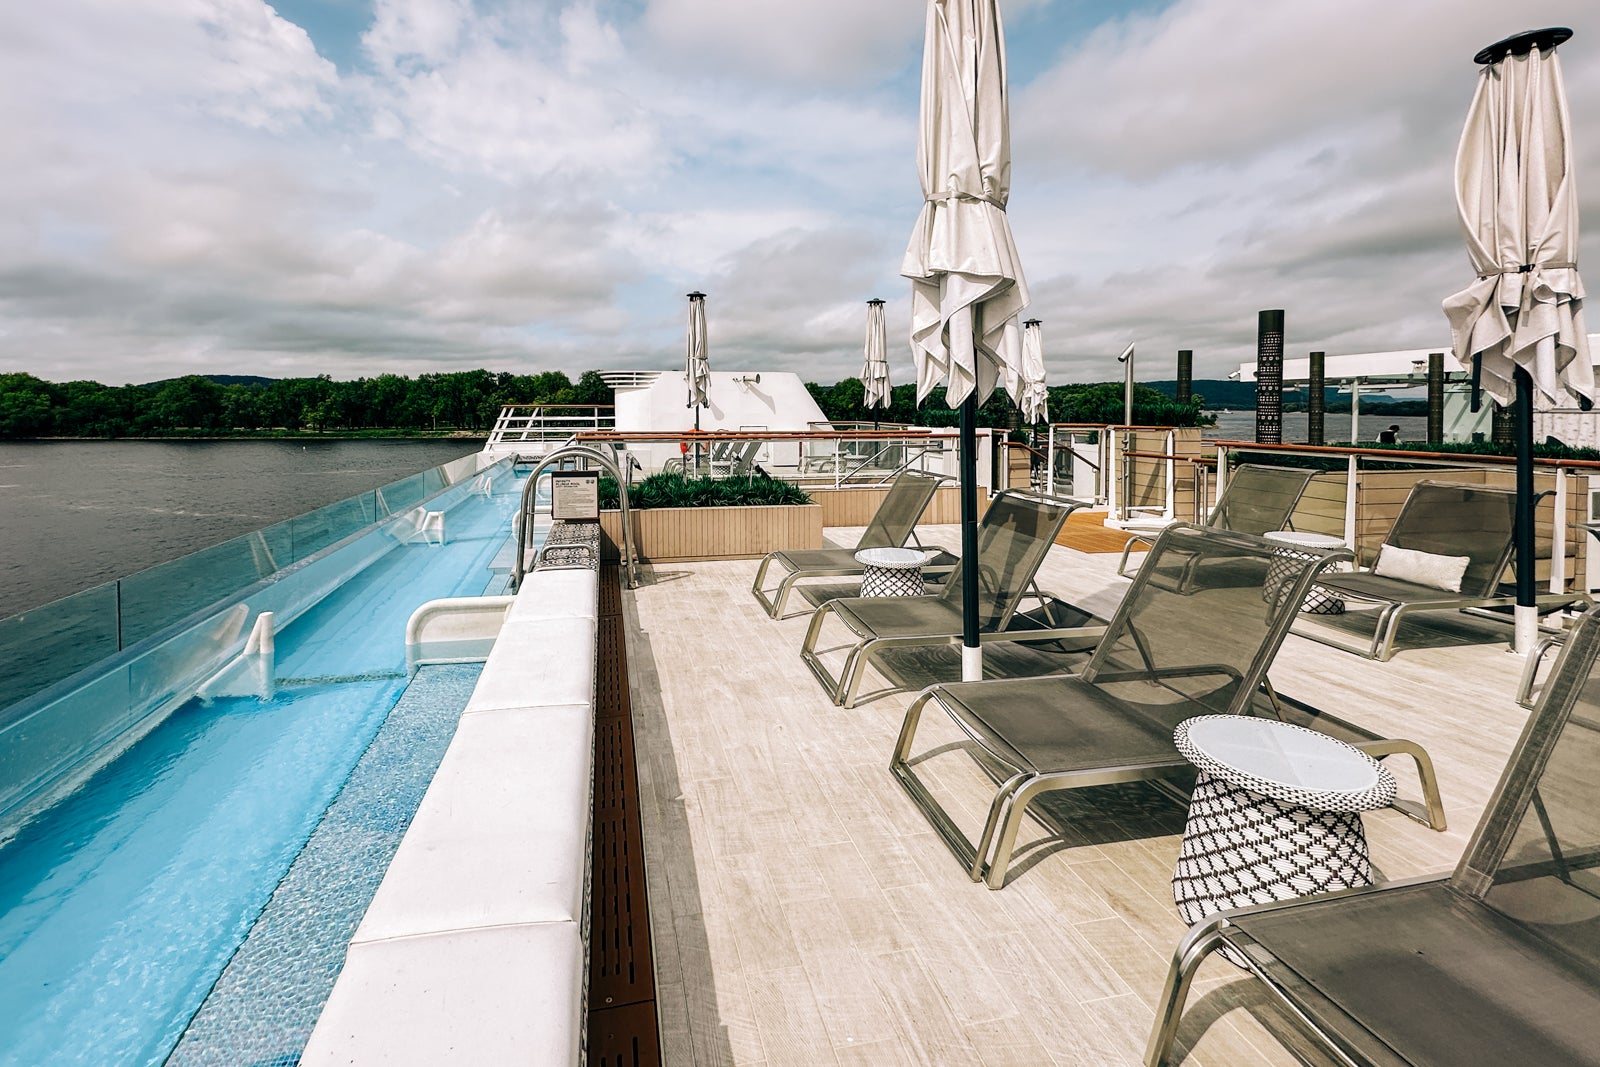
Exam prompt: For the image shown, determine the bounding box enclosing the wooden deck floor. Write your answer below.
[622,524,1536,1066]
[1055,511,1138,554]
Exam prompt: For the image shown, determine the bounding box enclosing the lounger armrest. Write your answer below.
[1257,693,1448,831]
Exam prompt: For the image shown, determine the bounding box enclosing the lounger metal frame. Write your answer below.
[1515,628,1570,708]
[751,470,952,619]
[1145,611,1600,1067]
[1116,464,1318,578]
[1145,873,1443,1067]
[1294,480,1589,661]
[891,525,1446,891]
[798,489,1097,707]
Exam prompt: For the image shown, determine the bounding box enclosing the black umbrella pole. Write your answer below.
[960,394,981,681]
[1510,367,1536,652]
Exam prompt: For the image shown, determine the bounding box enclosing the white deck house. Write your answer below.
[606,370,831,472]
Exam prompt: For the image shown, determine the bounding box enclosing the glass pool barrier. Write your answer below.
[0,455,516,833]
[0,453,502,713]
[0,461,529,1066]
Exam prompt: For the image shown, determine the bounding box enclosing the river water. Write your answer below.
[1204,410,1432,444]
[0,421,1434,618]
[0,440,482,618]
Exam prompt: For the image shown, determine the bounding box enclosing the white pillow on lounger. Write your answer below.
[1372,544,1471,593]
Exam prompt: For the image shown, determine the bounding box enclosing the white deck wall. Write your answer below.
[614,370,828,471]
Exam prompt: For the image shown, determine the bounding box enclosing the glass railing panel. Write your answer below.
[118,531,281,648]
[127,603,252,714]
[0,584,121,718]
[378,468,448,515]
[254,523,297,576]
[0,667,133,819]
[287,493,378,562]
[1,457,487,719]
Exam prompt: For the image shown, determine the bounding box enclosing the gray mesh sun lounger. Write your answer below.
[751,470,957,619]
[1117,464,1316,577]
[891,524,1446,890]
[1299,480,1589,661]
[800,490,1101,707]
[1146,606,1600,1067]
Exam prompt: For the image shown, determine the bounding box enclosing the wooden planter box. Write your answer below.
[598,503,823,563]
[810,485,967,527]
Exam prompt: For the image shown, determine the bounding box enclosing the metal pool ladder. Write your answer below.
[512,444,638,591]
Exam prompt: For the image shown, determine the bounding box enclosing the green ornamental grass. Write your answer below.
[598,472,811,510]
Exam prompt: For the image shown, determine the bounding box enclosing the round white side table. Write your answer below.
[1171,715,1397,965]
[854,547,933,598]
[1263,530,1346,615]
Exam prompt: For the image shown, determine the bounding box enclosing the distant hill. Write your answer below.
[1144,379,1257,409]
[140,374,277,389]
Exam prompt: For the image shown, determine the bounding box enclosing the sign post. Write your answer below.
[550,470,600,522]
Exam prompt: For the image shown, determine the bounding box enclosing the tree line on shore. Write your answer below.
[0,369,1208,439]
[804,378,1209,430]
[0,370,614,438]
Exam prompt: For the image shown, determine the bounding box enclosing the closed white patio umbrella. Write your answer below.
[685,290,709,472]
[1443,27,1593,653]
[1016,318,1049,424]
[903,0,1029,411]
[685,291,709,415]
[862,298,892,426]
[902,0,1030,681]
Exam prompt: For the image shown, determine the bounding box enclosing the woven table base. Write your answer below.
[1173,773,1374,966]
[1263,548,1345,615]
[860,564,925,598]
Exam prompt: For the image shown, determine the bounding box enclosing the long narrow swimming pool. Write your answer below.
[0,475,525,1067]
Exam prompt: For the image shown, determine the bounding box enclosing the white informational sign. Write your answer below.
[551,470,600,521]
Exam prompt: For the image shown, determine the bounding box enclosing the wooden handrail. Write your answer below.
[1005,441,1049,462]
[1214,439,1600,471]
[575,429,954,442]
[1122,450,1216,466]
[1045,422,1200,431]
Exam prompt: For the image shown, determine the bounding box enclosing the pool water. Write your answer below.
[0,479,522,1067]
[168,663,482,1066]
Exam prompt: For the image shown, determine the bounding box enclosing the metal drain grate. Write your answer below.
[587,1002,661,1067]
[598,566,624,617]
[595,616,628,721]
[589,565,660,1065]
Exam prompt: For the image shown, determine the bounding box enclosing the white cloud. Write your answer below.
[9,0,1600,392]
[0,0,336,132]
[615,207,833,278]
[559,2,625,72]
[195,0,339,129]
[1019,0,1513,179]
[361,0,473,68]
[1002,0,1600,382]
[641,0,925,84]
[357,3,664,183]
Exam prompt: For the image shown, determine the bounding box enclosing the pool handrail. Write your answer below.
[514,445,638,590]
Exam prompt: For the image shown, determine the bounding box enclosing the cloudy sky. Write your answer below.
[5,0,1600,388]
